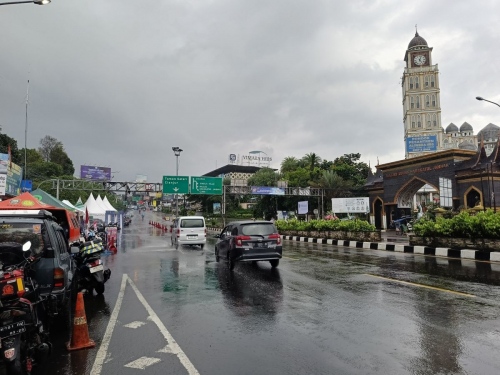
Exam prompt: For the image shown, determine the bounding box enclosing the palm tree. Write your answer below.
[301,153,322,171]
[281,157,299,173]
[319,170,353,198]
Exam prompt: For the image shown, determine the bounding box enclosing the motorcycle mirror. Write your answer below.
[22,241,32,252]
[70,246,80,254]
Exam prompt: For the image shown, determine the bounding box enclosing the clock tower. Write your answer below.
[402,30,443,158]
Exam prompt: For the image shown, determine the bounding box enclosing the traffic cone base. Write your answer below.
[67,292,96,351]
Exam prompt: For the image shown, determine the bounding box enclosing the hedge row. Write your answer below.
[275,219,377,232]
[413,210,500,239]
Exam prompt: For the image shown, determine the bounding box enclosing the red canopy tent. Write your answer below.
[0,192,80,242]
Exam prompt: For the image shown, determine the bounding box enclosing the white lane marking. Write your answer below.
[157,345,174,354]
[126,275,200,375]
[90,274,128,375]
[124,321,147,329]
[124,356,161,370]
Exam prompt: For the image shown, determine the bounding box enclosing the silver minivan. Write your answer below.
[171,216,207,249]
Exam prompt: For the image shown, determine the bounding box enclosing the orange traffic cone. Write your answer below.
[67,292,96,351]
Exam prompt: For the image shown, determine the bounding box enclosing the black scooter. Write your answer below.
[0,241,52,375]
[71,240,111,295]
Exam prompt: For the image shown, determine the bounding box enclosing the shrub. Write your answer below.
[275,219,376,232]
[413,209,500,239]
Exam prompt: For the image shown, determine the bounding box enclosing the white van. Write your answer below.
[171,216,206,249]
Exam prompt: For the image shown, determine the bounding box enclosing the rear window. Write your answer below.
[180,219,204,228]
[0,222,44,255]
[241,223,276,236]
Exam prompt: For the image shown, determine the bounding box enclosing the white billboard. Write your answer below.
[332,197,370,214]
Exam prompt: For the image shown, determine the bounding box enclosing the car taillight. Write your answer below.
[236,236,251,246]
[269,234,281,245]
[54,268,65,288]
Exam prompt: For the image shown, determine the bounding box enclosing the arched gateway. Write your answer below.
[365,144,500,229]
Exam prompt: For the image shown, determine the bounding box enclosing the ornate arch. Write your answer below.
[464,186,483,208]
[394,176,439,208]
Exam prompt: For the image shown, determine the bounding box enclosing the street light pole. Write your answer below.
[476,96,500,108]
[172,147,183,216]
[0,0,50,6]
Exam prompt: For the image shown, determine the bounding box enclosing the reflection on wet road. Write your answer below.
[33,212,500,375]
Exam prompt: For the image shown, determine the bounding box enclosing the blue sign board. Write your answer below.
[213,203,221,214]
[406,135,437,153]
[298,201,308,215]
[251,186,285,195]
[21,180,33,192]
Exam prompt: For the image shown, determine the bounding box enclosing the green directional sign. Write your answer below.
[163,176,189,194]
[190,176,223,195]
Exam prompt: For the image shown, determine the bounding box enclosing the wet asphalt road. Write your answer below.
[33,212,500,375]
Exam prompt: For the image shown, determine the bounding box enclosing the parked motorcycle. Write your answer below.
[71,240,111,295]
[0,241,52,375]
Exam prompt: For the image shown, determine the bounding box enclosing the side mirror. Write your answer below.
[71,246,80,254]
[22,241,32,252]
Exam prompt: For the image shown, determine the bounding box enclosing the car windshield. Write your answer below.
[180,219,204,228]
[0,222,44,255]
[241,223,275,236]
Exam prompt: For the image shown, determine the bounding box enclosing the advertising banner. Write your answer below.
[80,165,111,181]
[6,162,23,196]
[0,154,8,195]
[251,186,285,195]
[298,201,308,215]
[213,203,221,214]
[331,197,370,214]
[406,135,437,153]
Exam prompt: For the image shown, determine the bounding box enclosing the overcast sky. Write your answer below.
[1,0,499,182]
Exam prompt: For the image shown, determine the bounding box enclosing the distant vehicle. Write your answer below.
[214,221,282,270]
[171,216,206,250]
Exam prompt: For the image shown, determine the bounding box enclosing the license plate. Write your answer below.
[0,321,26,338]
[90,265,104,274]
[254,242,268,248]
[187,235,197,239]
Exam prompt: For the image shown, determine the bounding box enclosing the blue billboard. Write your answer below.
[21,180,33,192]
[251,186,285,195]
[406,135,437,153]
[80,165,111,181]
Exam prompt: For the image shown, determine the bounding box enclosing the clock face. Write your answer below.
[414,55,426,66]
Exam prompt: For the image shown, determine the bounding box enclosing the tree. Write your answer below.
[332,153,369,186]
[0,132,22,165]
[301,153,322,171]
[26,162,63,181]
[247,168,280,187]
[284,167,311,187]
[280,157,300,173]
[19,148,43,164]
[319,170,353,198]
[38,136,62,162]
[50,145,75,176]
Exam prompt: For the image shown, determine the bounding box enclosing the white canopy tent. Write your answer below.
[62,200,85,214]
[84,193,106,221]
[103,196,117,212]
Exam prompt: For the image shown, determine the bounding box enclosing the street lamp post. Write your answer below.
[0,0,50,6]
[172,147,183,216]
[476,96,500,108]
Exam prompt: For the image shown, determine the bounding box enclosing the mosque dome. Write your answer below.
[458,141,477,151]
[445,123,459,133]
[460,122,473,132]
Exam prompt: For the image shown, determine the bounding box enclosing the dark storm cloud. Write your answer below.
[0,0,499,181]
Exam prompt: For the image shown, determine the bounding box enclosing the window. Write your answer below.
[424,76,429,87]
[409,77,414,89]
[433,114,437,127]
[410,97,414,109]
[427,117,431,127]
[417,115,421,127]
[432,94,436,107]
[231,227,239,236]
[430,75,435,87]
[241,223,276,236]
[416,96,420,109]
[425,95,430,107]
[180,219,204,228]
[415,77,419,89]
[411,115,416,128]
[439,177,453,208]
